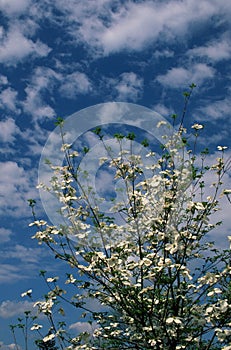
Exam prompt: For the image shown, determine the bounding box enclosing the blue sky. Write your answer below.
[0,0,231,348]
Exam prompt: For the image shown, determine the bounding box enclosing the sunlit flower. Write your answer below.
[47,277,59,283]
[21,289,32,297]
[99,157,108,165]
[29,220,47,227]
[217,145,228,151]
[31,324,43,331]
[61,143,72,151]
[194,202,205,210]
[65,274,77,284]
[228,236,231,249]
[191,123,204,130]
[166,317,182,324]
[43,333,55,342]
[157,120,167,128]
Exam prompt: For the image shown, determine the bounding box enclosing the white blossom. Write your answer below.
[191,123,204,130]
[47,276,59,283]
[31,324,43,331]
[217,145,228,151]
[43,333,56,342]
[26,124,231,349]
[21,289,32,297]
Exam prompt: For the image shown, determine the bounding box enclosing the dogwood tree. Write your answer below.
[20,89,231,349]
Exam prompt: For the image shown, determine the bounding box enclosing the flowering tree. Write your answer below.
[18,89,231,349]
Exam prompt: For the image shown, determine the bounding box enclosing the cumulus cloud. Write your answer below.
[59,72,92,99]
[6,244,44,264]
[199,96,231,121]
[22,67,58,120]
[0,0,31,15]
[152,49,174,60]
[69,321,97,334]
[0,228,12,243]
[156,63,215,88]
[0,342,21,350]
[0,264,27,283]
[188,37,231,62]
[0,118,20,143]
[106,72,143,101]
[0,238,52,286]
[152,103,174,118]
[61,0,231,55]
[0,25,51,66]
[115,72,143,101]
[0,74,8,85]
[0,88,19,113]
[0,161,37,217]
[23,86,55,120]
[0,300,34,318]
[0,243,48,283]
[1,0,231,61]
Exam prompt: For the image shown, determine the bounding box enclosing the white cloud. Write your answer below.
[59,72,92,99]
[0,161,37,218]
[6,244,44,264]
[0,88,19,113]
[23,67,92,118]
[156,63,215,88]
[0,242,49,283]
[152,49,174,60]
[188,37,231,62]
[152,103,174,118]
[0,243,48,283]
[69,321,97,334]
[0,0,229,59]
[0,118,20,143]
[0,25,51,66]
[0,228,12,243]
[198,96,231,121]
[0,0,30,15]
[0,300,34,318]
[0,74,8,85]
[64,0,224,55]
[23,67,58,120]
[0,264,26,283]
[107,72,143,101]
[116,72,143,101]
[0,342,21,350]
[23,88,55,120]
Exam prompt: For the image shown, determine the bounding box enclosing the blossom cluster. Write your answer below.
[20,120,231,349]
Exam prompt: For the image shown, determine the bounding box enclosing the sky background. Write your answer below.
[0,0,231,348]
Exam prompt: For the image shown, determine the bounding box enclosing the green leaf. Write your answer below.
[54,116,64,126]
[126,132,136,140]
[83,146,89,154]
[201,147,209,155]
[27,199,36,207]
[93,127,103,139]
[114,133,124,140]
[39,270,47,276]
[183,91,190,97]
[189,83,197,89]
[141,138,149,147]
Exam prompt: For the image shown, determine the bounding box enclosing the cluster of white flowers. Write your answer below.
[21,122,231,349]
[33,299,54,315]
